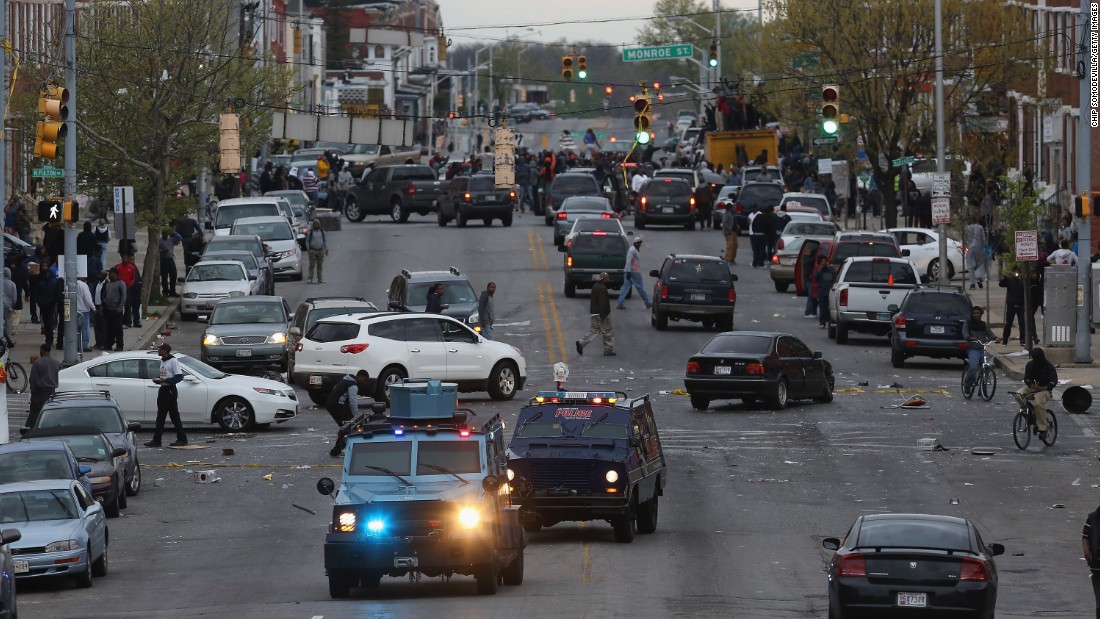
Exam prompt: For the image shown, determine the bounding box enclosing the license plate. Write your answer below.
[13,559,28,573]
[714,366,731,375]
[432,200,438,206]
[897,592,927,607]
[663,206,674,214]
[309,375,322,385]
[394,556,419,568]
[236,348,252,357]
[690,293,707,301]
[876,312,891,321]
[930,325,945,334]
[592,274,602,281]
[486,195,496,202]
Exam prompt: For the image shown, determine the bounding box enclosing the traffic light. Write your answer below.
[561,56,574,80]
[63,199,77,223]
[34,85,69,160]
[633,94,652,145]
[1076,192,1091,217]
[37,199,63,223]
[821,84,840,135]
[708,43,718,68]
[577,56,587,80]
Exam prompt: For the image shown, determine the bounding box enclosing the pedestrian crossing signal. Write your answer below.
[37,199,63,223]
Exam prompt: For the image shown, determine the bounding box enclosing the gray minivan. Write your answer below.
[230,216,303,281]
[214,198,290,237]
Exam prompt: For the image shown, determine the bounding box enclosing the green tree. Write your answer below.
[996,176,1045,272]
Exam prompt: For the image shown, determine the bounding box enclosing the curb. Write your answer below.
[992,354,1024,381]
[134,298,182,350]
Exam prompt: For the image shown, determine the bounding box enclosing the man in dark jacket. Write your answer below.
[962,306,995,391]
[999,271,1027,345]
[326,370,371,457]
[27,343,60,427]
[478,282,496,340]
[575,272,614,356]
[1082,503,1100,618]
[34,267,62,349]
[1017,347,1057,439]
[76,221,97,257]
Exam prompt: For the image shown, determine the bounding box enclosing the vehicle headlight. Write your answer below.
[228,291,246,297]
[268,332,288,344]
[202,334,220,346]
[506,468,515,481]
[366,518,385,533]
[467,311,479,325]
[252,387,285,396]
[458,507,480,528]
[183,292,198,299]
[337,512,356,532]
[88,476,112,485]
[605,470,619,483]
[45,540,79,553]
[288,247,298,256]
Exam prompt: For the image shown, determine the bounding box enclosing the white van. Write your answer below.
[229,216,302,280]
[214,198,292,237]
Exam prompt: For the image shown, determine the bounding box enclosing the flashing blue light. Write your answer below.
[533,391,619,404]
[367,519,385,533]
[393,428,404,435]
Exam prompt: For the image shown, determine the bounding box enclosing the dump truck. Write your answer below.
[704,129,780,169]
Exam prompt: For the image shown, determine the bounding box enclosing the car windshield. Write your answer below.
[349,441,412,476]
[0,489,77,523]
[408,281,477,307]
[514,421,566,438]
[745,168,783,182]
[267,192,310,209]
[468,176,498,192]
[571,234,627,255]
[858,519,971,552]
[210,302,285,325]
[647,180,692,197]
[738,184,783,204]
[571,220,620,235]
[843,260,918,285]
[785,222,837,236]
[907,293,971,315]
[206,252,257,270]
[701,334,773,355]
[206,239,262,258]
[216,204,279,229]
[553,176,600,196]
[28,435,111,461]
[416,441,481,475]
[832,243,898,263]
[0,451,72,484]
[233,221,294,242]
[667,259,730,284]
[305,306,375,333]
[655,172,695,187]
[187,264,245,282]
[307,322,359,343]
[391,167,436,181]
[37,407,125,433]
[178,356,227,379]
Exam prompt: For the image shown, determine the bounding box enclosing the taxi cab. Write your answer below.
[506,391,667,543]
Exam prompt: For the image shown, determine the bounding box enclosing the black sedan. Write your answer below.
[824,513,1003,619]
[20,427,128,518]
[683,331,833,410]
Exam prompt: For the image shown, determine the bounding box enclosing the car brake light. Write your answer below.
[872,257,890,263]
[839,288,848,307]
[663,179,672,183]
[777,239,785,250]
[601,213,611,218]
[837,554,867,577]
[509,191,516,200]
[728,288,736,303]
[771,254,778,264]
[566,256,573,267]
[686,361,700,374]
[959,557,989,581]
[894,314,906,328]
[459,428,471,438]
[734,203,743,214]
[745,362,764,375]
[464,192,471,202]
[407,184,416,196]
[640,196,647,206]
[340,343,369,354]
[557,212,568,219]
[592,231,607,235]
[690,197,696,206]
[660,284,668,299]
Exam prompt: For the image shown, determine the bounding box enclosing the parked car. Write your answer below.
[292,312,527,405]
[386,267,481,331]
[683,331,834,410]
[792,233,902,297]
[560,231,629,298]
[0,441,91,494]
[889,286,973,368]
[201,234,273,295]
[553,196,615,245]
[200,250,270,296]
[212,198,284,237]
[649,254,738,331]
[344,164,444,223]
[230,215,302,280]
[824,513,1002,618]
[287,297,379,385]
[0,479,108,588]
[0,528,18,614]
[828,256,920,344]
[21,428,128,518]
[179,260,253,321]
[770,220,839,292]
[201,296,292,372]
[544,172,604,225]
[57,351,299,431]
[439,174,516,227]
[887,227,965,280]
[635,178,696,230]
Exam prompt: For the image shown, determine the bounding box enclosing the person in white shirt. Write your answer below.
[76,277,95,352]
[145,343,188,447]
[747,205,766,267]
[1048,240,1078,267]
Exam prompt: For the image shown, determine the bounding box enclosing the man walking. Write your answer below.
[965,217,988,289]
[145,343,188,447]
[722,204,738,263]
[747,205,766,267]
[76,276,94,352]
[999,270,1027,345]
[1083,502,1100,618]
[478,282,496,340]
[616,237,652,309]
[27,343,60,427]
[576,272,615,356]
[34,266,61,349]
[326,370,371,457]
[306,219,327,283]
[158,229,181,297]
[101,267,127,351]
[116,253,141,328]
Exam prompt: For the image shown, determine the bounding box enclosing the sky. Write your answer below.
[434,0,761,48]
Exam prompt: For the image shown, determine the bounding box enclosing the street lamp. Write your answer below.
[665,13,720,107]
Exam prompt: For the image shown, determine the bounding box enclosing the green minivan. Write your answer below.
[559,232,629,297]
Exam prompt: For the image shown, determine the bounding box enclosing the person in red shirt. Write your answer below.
[114,254,141,328]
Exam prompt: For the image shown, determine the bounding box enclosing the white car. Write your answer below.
[291,312,527,406]
[212,198,286,237]
[180,260,253,321]
[563,216,627,246]
[770,220,840,291]
[886,227,965,280]
[230,215,303,280]
[712,185,739,228]
[778,192,831,220]
[57,351,299,431]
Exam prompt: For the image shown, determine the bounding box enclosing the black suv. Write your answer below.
[386,267,481,332]
[635,178,695,230]
[732,182,784,232]
[649,254,738,331]
[889,287,972,368]
[506,390,667,543]
[544,173,603,225]
[439,174,516,227]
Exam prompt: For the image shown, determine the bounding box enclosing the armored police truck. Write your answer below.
[506,391,667,543]
[317,379,525,597]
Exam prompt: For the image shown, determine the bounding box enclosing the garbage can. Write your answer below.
[1043,265,1076,347]
[1062,385,1093,414]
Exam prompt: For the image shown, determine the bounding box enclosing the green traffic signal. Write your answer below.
[578,69,587,80]
[822,119,839,135]
[636,131,651,145]
[708,58,718,68]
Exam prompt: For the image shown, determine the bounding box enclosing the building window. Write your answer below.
[375,45,385,60]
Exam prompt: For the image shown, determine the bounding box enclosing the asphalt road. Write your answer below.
[11,178,1100,618]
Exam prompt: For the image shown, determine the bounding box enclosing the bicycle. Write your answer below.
[1011,391,1058,449]
[2,359,27,394]
[960,340,997,402]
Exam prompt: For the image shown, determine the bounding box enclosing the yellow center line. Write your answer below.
[526,229,540,270]
[580,522,591,585]
[536,282,557,363]
[546,281,568,363]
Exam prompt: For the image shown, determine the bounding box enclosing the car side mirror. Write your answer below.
[813,351,823,359]
[557,245,568,253]
[184,375,197,382]
[288,327,302,338]
[988,543,1005,557]
[822,537,840,550]
[887,304,899,313]
[649,269,660,277]
[111,447,127,458]
[18,427,28,436]
[249,274,257,280]
[901,248,911,256]
[78,465,92,477]
[317,477,336,496]
[481,474,500,493]
[128,422,141,432]
[0,529,21,545]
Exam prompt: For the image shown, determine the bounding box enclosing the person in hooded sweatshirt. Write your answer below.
[93,218,111,257]
[76,220,97,257]
[2,268,17,347]
[1017,347,1058,440]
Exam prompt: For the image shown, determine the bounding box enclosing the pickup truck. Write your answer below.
[341,144,421,178]
[343,164,444,223]
[827,257,920,345]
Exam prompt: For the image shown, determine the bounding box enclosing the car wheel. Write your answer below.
[502,214,513,227]
[214,397,256,432]
[91,539,108,577]
[126,461,141,496]
[308,389,329,406]
[521,519,542,533]
[553,233,563,246]
[544,214,553,226]
[475,551,500,595]
[718,314,734,331]
[683,220,694,231]
[654,310,669,330]
[483,218,492,227]
[827,321,836,339]
[768,378,789,410]
[612,496,636,543]
[437,211,448,226]
[487,361,519,401]
[501,548,524,586]
[375,365,408,403]
[835,323,849,344]
[390,199,406,222]
[344,197,365,223]
[636,495,658,534]
[774,280,790,292]
[328,570,353,598]
[75,546,94,588]
[890,348,906,368]
[814,381,834,403]
[457,210,468,228]
[701,318,714,330]
[564,281,576,298]
[105,483,121,518]
[690,394,709,411]
[180,312,195,322]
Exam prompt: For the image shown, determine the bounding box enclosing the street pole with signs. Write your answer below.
[931,172,951,285]
[933,0,948,287]
[62,0,78,365]
[1015,230,1039,350]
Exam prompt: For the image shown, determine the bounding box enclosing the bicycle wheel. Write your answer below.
[6,362,27,394]
[1012,412,1031,450]
[960,368,974,400]
[1041,411,1058,446]
[978,366,997,402]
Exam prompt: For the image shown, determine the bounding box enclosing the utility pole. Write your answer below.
[1075,0,1093,363]
[714,0,721,87]
[62,0,78,365]
[0,0,8,441]
[933,0,948,285]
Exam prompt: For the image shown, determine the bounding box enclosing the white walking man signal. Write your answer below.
[50,204,59,219]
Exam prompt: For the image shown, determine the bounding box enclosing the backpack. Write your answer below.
[326,376,356,413]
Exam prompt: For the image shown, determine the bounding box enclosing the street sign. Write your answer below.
[622,44,693,63]
[792,53,819,69]
[932,172,951,197]
[1014,230,1039,261]
[817,158,833,175]
[931,197,951,225]
[891,156,915,167]
[812,136,838,146]
[113,186,134,214]
[32,165,64,179]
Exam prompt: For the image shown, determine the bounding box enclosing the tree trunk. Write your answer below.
[141,166,169,310]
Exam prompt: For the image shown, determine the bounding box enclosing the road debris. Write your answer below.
[292,504,316,515]
[194,470,220,484]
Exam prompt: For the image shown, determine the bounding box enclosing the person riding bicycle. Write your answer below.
[962,305,995,391]
[1017,347,1058,441]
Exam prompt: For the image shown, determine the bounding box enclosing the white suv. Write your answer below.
[292,312,527,405]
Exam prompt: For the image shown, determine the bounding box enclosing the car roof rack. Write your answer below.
[400,269,411,279]
[449,266,461,276]
[46,390,116,403]
[304,296,368,304]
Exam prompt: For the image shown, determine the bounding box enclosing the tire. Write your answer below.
[718,314,734,331]
[116,478,127,509]
[690,394,709,411]
[105,482,121,518]
[390,199,408,223]
[457,210,468,228]
[487,361,519,401]
[214,397,256,432]
[891,348,906,369]
[1041,411,1058,446]
[437,211,448,226]
[483,218,492,227]
[344,197,365,222]
[91,540,108,577]
[6,362,27,394]
[308,389,328,406]
[636,495,658,534]
[961,368,975,400]
[612,510,635,543]
[979,367,997,402]
[564,281,576,298]
[521,519,542,533]
[74,546,93,588]
[827,322,836,339]
[544,214,553,226]
[328,571,353,598]
[501,549,524,586]
[375,365,408,403]
[928,258,955,281]
[683,220,694,231]
[835,323,849,345]
[180,312,195,322]
[768,378,789,410]
[1012,412,1031,449]
[654,310,669,331]
[502,214,513,227]
[475,552,500,595]
[773,280,790,292]
[814,382,834,403]
[126,461,141,496]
